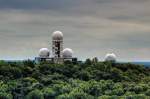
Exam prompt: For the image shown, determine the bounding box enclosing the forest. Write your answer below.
[0,59,150,99]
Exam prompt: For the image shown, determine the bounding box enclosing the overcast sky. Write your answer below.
[0,0,150,61]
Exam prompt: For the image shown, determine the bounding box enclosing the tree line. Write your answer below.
[0,59,149,99]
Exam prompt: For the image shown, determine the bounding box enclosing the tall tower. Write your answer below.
[52,31,63,63]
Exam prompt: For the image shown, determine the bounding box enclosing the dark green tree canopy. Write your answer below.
[0,60,149,98]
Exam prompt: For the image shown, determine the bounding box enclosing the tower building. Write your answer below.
[35,30,77,64]
[52,31,63,63]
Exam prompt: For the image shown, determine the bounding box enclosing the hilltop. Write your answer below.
[0,60,150,99]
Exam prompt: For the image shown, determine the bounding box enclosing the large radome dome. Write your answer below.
[52,31,63,40]
[63,48,73,58]
[105,53,116,62]
[39,48,50,58]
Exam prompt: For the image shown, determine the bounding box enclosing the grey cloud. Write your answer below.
[0,0,81,10]
[0,0,150,61]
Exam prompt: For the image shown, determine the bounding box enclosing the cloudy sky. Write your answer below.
[0,0,150,61]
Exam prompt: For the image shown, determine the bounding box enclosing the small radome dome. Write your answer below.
[105,53,116,62]
[63,48,73,58]
[52,31,63,40]
[39,48,50,58]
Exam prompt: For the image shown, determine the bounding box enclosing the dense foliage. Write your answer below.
[0,59,150,99]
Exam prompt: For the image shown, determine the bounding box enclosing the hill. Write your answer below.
[0,60,150,99]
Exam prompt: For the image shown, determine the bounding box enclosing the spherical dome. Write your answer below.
[63,48,73,58]
[52,31,63,40]
[105,53,116,62]
[39,48,50,58]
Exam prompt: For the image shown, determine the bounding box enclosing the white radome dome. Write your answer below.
[52,31,63,40]
[39,48,50,58]
[105,53,116,62]
[63,48,73,58]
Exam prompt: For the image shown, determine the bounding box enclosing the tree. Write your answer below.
[0,60,149,98]
[85,58,92,65]
[26,89,44,99]
[69,88,94,99]
[92,57,98,64]
[42,88,56,99]
[23,60,35,68]
[0,92,13,99]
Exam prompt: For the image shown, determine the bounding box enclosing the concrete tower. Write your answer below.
[52,31,63,63]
